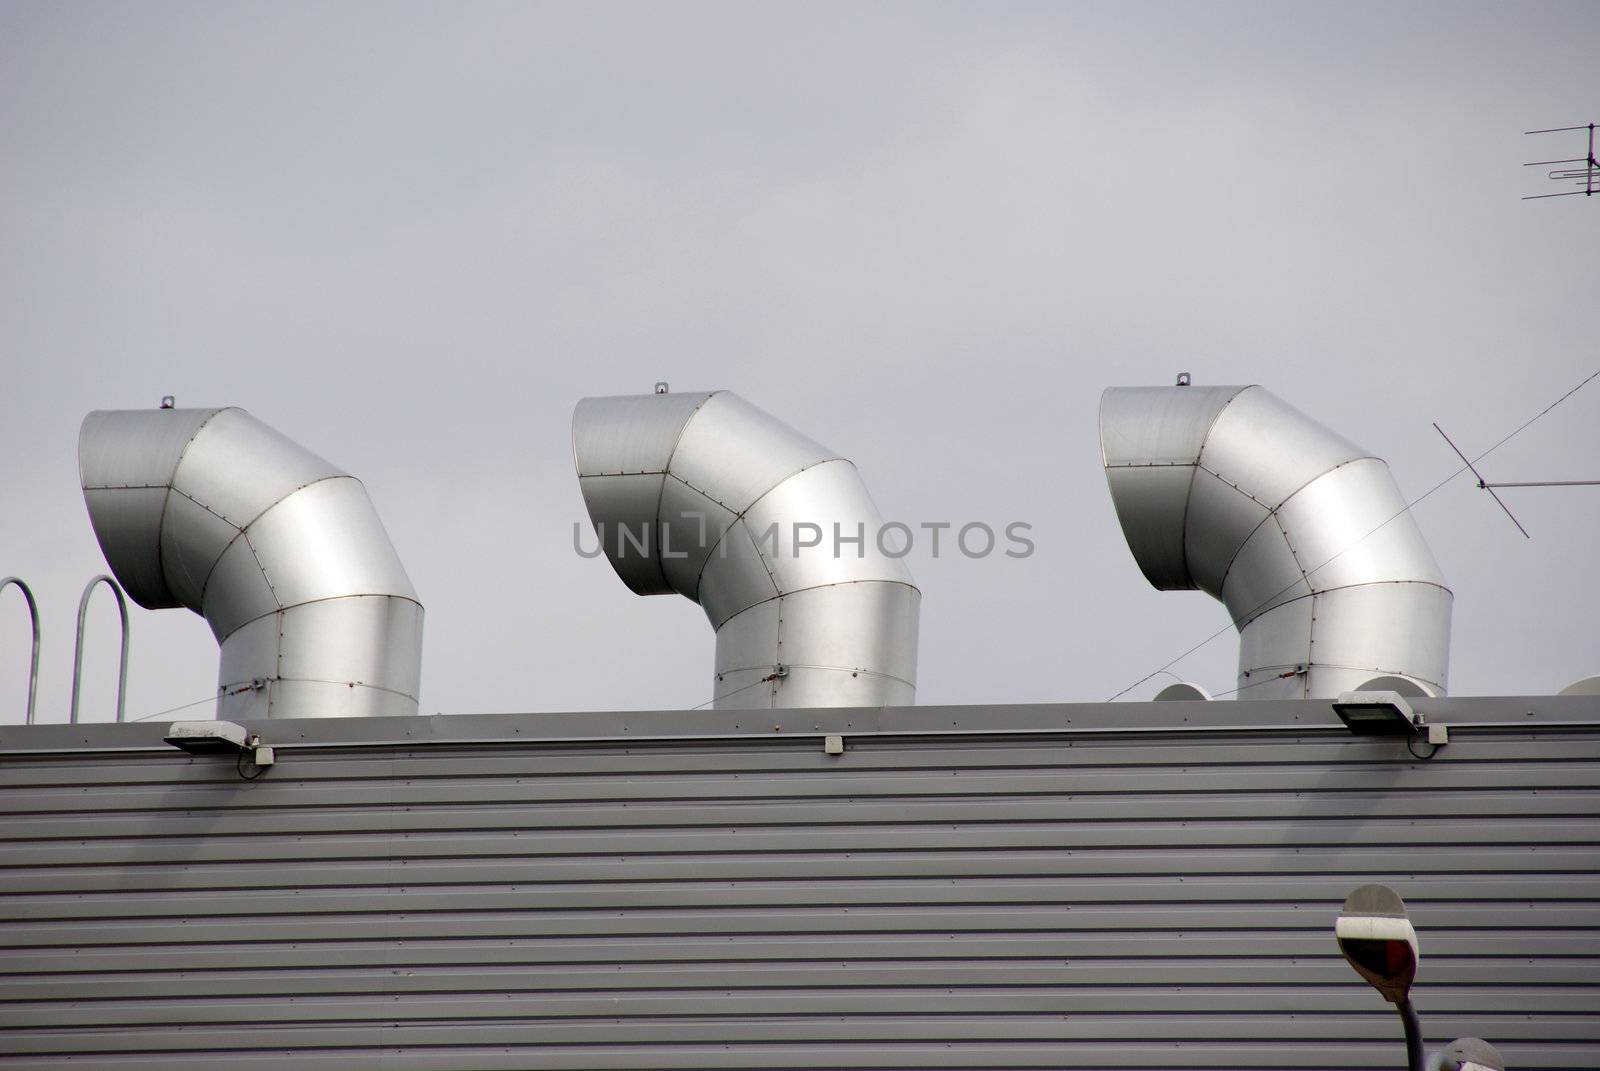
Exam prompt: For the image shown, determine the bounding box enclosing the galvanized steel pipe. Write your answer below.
[69,575,129,724]
[573,390,919,708]
[0,577,41,725]
[78,407,423,719]
[1099,384,1452,699]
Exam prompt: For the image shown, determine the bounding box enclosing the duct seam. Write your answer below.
[715,577,922,629]
[175,472,351,585]
[257,675,422,701]
[1203,455,1383,604]
[1173,387,1252,588]
[751,663,916,686]
[150,409,225,604]
[212,590,427,647]
[641,391,722,592]
[1233,578,1453,631]
[686,457,860,601]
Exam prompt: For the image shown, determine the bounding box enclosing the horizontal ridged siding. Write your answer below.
[0,716,1597,1069]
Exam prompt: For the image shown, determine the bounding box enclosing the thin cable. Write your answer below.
[690,674,779,711]
[126,680,261,722]
[236,749,269,780]
[1471,368,1599,460]
[1209,669,1306,701]
[1405,735,1441,761]
[1433,422,1529,538]
[1106,368,1600,701]
[127,694,221,722]
[690,663,909,711]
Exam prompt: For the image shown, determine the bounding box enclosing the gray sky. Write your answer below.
[3,0,1597,724]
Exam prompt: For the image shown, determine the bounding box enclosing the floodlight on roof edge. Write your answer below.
[165,720,275,777]
[1333,690,1450,750]
[1333,690,1420,735]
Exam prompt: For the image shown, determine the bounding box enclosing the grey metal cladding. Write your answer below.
[572,390,919,709]
[1099,384,1453,699]
[78,406,423,718]
[0,697,1596,1069]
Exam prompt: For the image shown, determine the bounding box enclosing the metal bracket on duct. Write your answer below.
[573,391,919,709]
[1099,385,1451,700]
[79,408,423,719]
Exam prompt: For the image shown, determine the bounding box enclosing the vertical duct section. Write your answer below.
[573,391,919,709]
[79,407,423,719]
[1099,385,1451,699]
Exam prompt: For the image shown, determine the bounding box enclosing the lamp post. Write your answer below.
[1334,883,1425,1071]
[1431,1037,1506,1071]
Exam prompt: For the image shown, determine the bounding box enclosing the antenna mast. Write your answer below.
[1523,123,1598,200]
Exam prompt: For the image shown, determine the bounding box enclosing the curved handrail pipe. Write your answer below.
[1099,384,1451,700]
[79,407,423,719]
[69,575,129,723]
[0,577,41,724]
[573,390,919,709]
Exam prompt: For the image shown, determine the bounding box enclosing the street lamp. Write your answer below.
[1335,883,1424,1071]
[1430,1038,1505,1071]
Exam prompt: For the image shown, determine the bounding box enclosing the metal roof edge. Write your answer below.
[3,694,1597,756]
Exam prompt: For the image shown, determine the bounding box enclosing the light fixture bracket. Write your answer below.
[165,720,274,769]
[1332,690,1422,736]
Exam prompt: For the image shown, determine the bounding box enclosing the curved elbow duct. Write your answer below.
[573,390,919,709]
[1099,384,1451,699]
[79,407,423,719]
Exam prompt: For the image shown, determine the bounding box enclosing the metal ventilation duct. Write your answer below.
[1099,384,1451,699]
[79,407,423,719]
[573,390,919,709]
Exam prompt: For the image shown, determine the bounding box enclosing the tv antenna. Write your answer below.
[1432,370,1600,539]
[1523,123,1597,200]
[1433,379,1600,537]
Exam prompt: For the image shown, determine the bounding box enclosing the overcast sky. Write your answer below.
[3,1,1597,724]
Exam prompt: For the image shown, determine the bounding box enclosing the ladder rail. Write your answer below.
[70,575,130,724]
[0,577,41,725]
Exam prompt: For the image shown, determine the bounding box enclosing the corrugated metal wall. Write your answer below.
[1,701,1596,1069]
